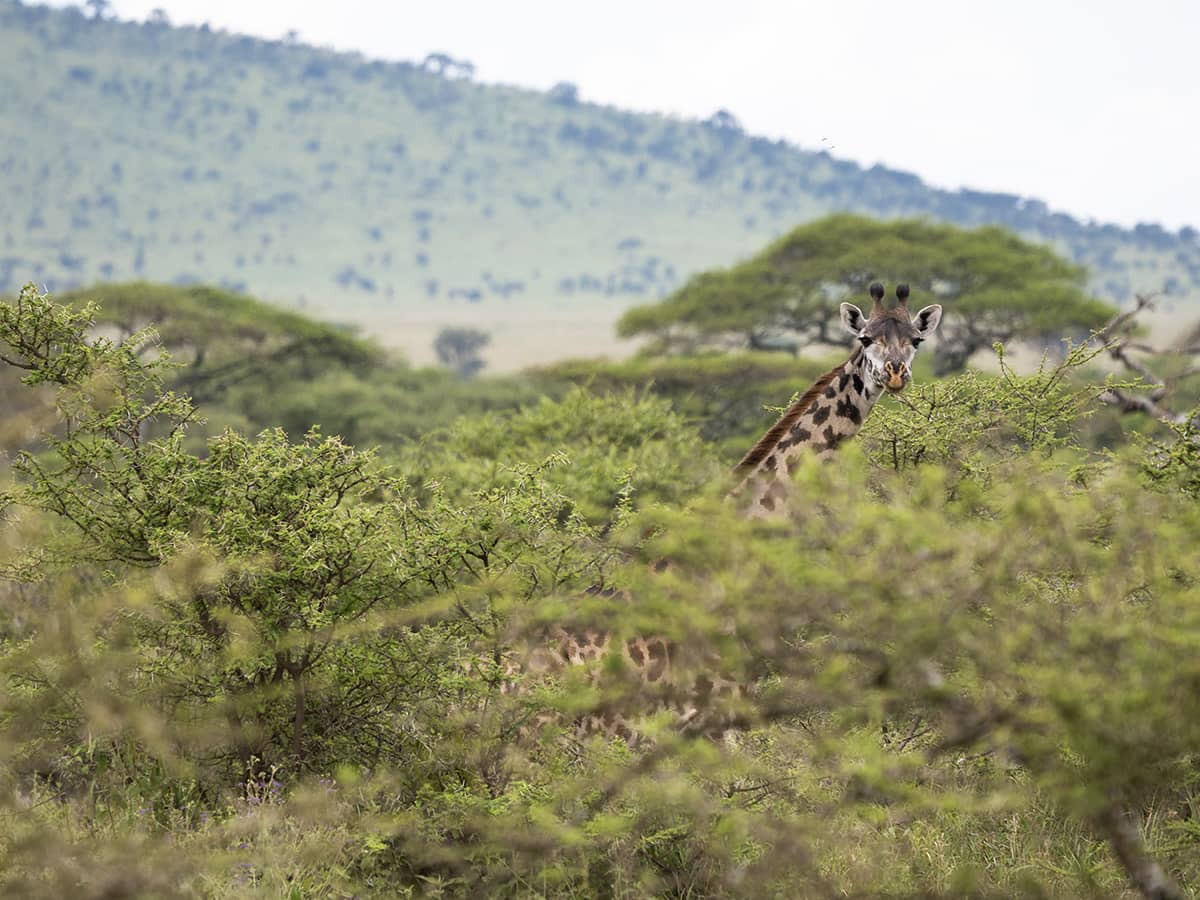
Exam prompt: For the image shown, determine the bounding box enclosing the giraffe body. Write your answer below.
[505,283,942,740]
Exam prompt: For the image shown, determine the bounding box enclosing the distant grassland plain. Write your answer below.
[2,3,1197,368]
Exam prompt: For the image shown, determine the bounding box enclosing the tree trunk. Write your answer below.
[291,672,307,765]
[1094,803,1183,900]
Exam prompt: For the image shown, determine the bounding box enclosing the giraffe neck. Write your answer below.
[731,348,881,516]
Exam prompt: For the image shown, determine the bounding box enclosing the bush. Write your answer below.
[3,286,1200,898]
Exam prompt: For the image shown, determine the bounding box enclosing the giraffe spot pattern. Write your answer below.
[836,397,862,424]
[628,640,645,665]
[812,405,831,425]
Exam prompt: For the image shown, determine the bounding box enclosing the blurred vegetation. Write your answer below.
[3,283,1200,899]
[1,1,1198,365]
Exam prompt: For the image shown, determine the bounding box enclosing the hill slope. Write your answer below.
[2,1,1197,366]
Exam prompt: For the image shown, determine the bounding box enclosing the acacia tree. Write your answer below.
[434,326,490,378]
[57,282,382,406]
[618,214,1114,374]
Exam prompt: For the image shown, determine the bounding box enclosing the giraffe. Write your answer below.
[505,283,943,742]
[730,281,942,516]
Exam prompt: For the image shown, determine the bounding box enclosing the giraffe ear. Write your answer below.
[840,303,867,335]
[913,304,943,337]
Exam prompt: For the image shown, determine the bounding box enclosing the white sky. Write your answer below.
[71,0,1200,230]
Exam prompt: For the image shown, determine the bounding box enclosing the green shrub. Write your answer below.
[3,286,1199,898]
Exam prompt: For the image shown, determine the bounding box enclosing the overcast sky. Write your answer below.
[76,0,1198,231]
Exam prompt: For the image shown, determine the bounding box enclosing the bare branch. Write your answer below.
[1092,290,1200,427]
[1093,291,1159,344]
[1110,346,1166,393]
[1097,389,1190,425]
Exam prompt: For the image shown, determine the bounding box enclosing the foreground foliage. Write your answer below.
[2,286,1200,898]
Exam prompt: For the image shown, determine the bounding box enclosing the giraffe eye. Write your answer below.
[912,337,924,347]
[858,335,873,347]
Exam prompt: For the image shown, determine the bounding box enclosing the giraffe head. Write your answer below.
[838,283,942,393]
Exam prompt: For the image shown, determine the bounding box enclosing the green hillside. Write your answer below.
[2,1,1198,367]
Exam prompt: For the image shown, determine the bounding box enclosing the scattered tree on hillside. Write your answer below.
[548,81,580,106]
[618,214,1115,374]
[434,326,490,378]
[83,0,111,20]
[704,109,743,133]
[420,52,475,80]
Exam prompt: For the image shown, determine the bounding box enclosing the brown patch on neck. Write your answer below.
[733,355,851,478]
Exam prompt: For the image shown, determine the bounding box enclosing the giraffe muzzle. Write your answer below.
[884,361,911,391]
